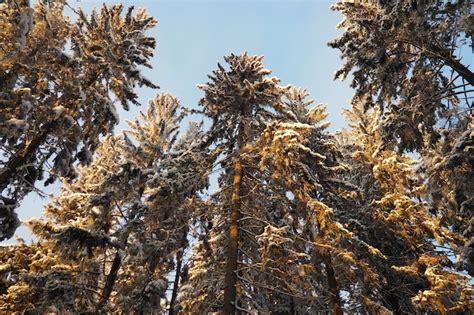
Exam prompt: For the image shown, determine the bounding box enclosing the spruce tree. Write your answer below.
[0,93,212,313]
[179,53,383,314]
[180,52,287,314]
[329,0,473,277]
[0,0,157,240]
[336,103,472,314]
[1,1,472,313]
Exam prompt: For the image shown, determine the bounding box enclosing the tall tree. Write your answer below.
[188,52,286,314]
[0,93,212,313]
[179,53,385,314]
[329,0,474,276]
[1,1,471,312]
[0,0,157,240]
[336,103,472,314]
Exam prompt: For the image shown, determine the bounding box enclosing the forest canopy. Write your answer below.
[0,0,472,314]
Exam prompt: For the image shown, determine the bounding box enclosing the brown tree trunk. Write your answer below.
[324,256,343,315]
[223,157,243,314]
[223,122,245,315]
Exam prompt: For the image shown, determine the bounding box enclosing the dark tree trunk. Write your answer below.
[324,256,343,315]
[432,45,474,87]
[0,121,55,191]
[97,249,122,311]
[404,39,474,86]
[168,229,188,315]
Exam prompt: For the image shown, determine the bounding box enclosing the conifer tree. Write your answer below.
[0,0,157,240]
[180,52,287,314]
[329,0,473,276]
[179,53,388,314]
[1,1,472,312]
[336,103,473,314]
[0,93,212,313]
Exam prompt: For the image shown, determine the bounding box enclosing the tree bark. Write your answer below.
[97,225,131,312]
[223,158,243,314]
[324,256,343,315]
[0,121,56,240]
[223,123,245,315]
[98,249,122,311]
[168,229,188,315]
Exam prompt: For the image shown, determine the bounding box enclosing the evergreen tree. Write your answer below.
[0,0,157,240]
[179,53,387,314]
[329,0,473,276]
[179,52,288,314]
[0,93,212,313]
[336,103,472,314]
[1,1,472,312]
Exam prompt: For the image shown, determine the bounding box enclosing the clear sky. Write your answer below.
[3,0,353,243]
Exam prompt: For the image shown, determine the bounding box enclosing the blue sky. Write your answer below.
[5,0,353,243]
[81,0,353,131]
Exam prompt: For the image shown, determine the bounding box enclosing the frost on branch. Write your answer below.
[333,102,473,313]
[181,56,369,313]
[0,93,212,313]
[330,0,473,283]
[0,0,158,240]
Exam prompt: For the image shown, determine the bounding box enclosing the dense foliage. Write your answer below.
[330,0,473,279]
[1,0,472,314]
[0,0,157,240]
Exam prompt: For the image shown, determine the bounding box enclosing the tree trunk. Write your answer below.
[223,157,243,314]
[97,229,131,312]
[223,123,245,315]
[169,229,188,315]
[403,38,474,86]
[98,249,122,311]
[324,256,343,315]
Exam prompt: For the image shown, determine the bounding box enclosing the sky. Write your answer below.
[3,0,354,243]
